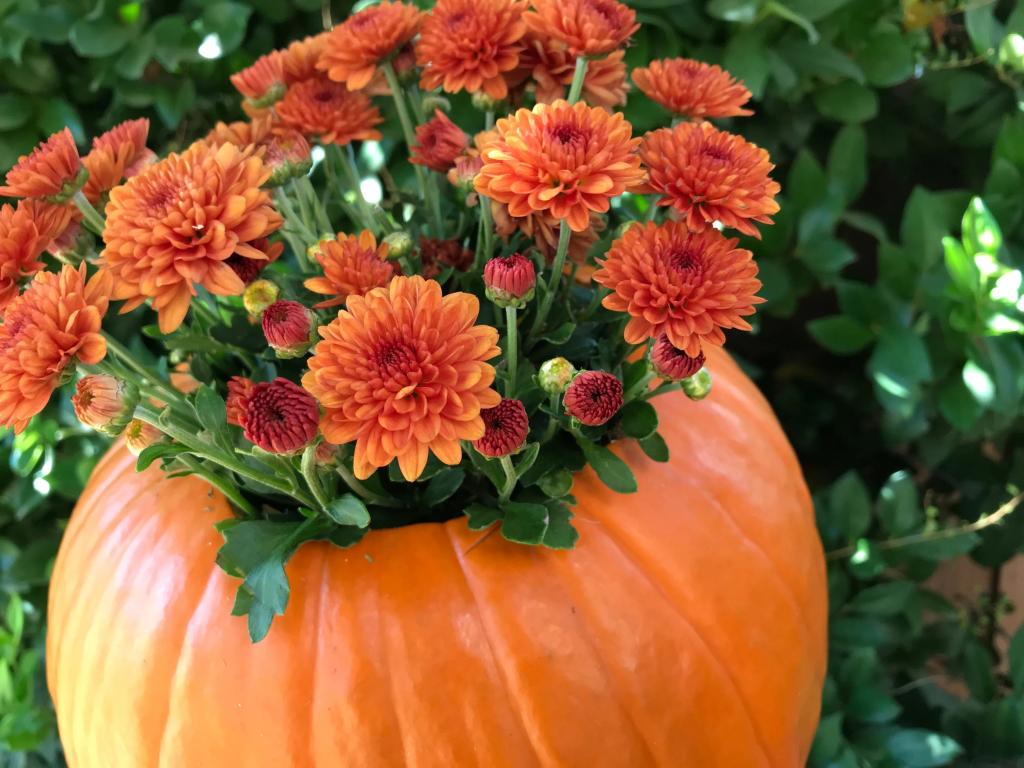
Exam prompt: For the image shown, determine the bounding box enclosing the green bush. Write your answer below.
[2,0,1024,766]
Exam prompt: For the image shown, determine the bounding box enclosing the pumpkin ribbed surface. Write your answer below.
[47,348,826,767]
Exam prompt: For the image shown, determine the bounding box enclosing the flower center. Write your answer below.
[373,338,418,373]
[551,123,586,145]
[664,247,700,273]
[702,145,731,163]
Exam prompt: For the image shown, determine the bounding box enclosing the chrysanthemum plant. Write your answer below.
[0,0,778,641]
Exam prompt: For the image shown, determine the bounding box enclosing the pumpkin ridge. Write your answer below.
[297,546,329,767]
[442,524,547,767]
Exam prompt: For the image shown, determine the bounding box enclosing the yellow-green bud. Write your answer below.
[681,368,713,401]
[243,279,280,316]
[383,231,414,259]
[471,91,502,112]
[538,357,576,394]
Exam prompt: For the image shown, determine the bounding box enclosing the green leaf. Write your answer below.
[500,502,549,545]
[787,149,827,214]
[938,376,985,430]
[799,235,856,279]
[639,432,669,462]
[244,560,289,642]
[779,0,853,21]
[857,31,914,87]
[618,401,658,440]
[1008,624,1024,690]
[116,33,155,79]
[422,468,465,508]
[197,2,254,55]
[468,446,507,493]
[807,315,874,355]
[965,4,1004,55]
[962,196,1003,256]
[7,7,75,43]
[69,17,134,58]
[877,471,921,537]
[515,443,540,478]
[707,0,762,23]
[151,15,200,71]
[135,442,188,472]
[901,187,949,267]
[943,236,980,296]
[0,94,33,131]
[193,386,229,445]
[831,471,872,542]
[576,437,637,494]
[847,581,915,615]
[845,685,902,724]
[885,730,963,767]
[537,322,575,344]
[723,28,769,98]
[814,81,878,123]
[464,503,501,531]
[537,468,574,498]
[808,712,844,765]
[869,326,933,410]
[901,532,980,561]
[542,503,579,549]
[827,125,867,203]
[962,639,997,702]
[325,494,370,528]
[36,99,84,145]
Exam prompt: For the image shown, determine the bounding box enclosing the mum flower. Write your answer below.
[474,99,644,232]
[0,128,85,202]
[243,378,320,455]
[639,121,780,237]
[82,118,155,201]
[304,231,395,309]
[282,33,329,84]
[650,335,706,381]
[410,111,469,173]
[318,1,423,90]
[226,376,255,427]
[100,141,283,333]
[0,264,111,433]
[124,419,163,456]
[632,59,752,119]
[205,117,276,149]
[262,300,316,358]
[275,77,383,146]
[0,200,74,311]
[483,253,536,306]
[416,0,528,100]
[302,276,501,481]
[514,33,627,108]
[564,370,622,426]
[226,237,284,285]
[523,0,638,57]
[474,398,529,457]
[593,221,763,356]
[230,51,285,108]
[72,374,139,436]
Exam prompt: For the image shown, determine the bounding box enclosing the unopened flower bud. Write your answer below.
[383,230,413,259]
[681,367,712,401]
[471,90,502,112]
[649,335,706,382]
[72,375,139,436]
[262,300,317,358]
[124,419,163,456]
[262,129,313,187]
[484,253,536,308]
[473,398,529,458]
[564,371,623,427]
[243,378,319,454]
[307,234,336,263]
[243,279,280,315]
[447,153,483,205]
[538,357,576,394]
[315,439,340,466]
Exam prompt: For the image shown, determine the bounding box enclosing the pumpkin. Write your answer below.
[47,348,827,767]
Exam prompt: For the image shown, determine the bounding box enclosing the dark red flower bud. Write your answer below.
[650,335,705,381]
[484,253,537,308]
[243,378,320,454]
[226,376,255,427]
[262,300,316,358]
[564,370,623,426]
[474,398,529,457]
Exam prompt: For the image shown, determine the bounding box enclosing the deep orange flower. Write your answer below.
[593,221,763,356]
[205,117,276,149]
[82,118,155,202]
[281,33,329,85]
[475,99,643,232]
[304,231,395,309]
[0,200,74,311]
[0,128,84,202]
[0,264,111,433]
[639,121,780,237]
[416,0,527,100]
[319,1,423,89]
[100,141,283,333]
[523,0,638,57]
[302,276,501,481]
[513,33,627,108]
[231,51,285,105]
[411,110,469,173]
[226,375,254,427]
[633,59,752,119]
[275,77,383,146]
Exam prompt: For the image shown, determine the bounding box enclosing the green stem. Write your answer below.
[485,110,495,130]
[530,223,572,336]
[505,305,518,397]
[474,199,494,270]
[301,443,332,512]
[541,392,562,442]
[335,461,402,508]
[498,455,517,503]
[299,175,333,235]
[567,56,589,104]
[273,189,319,258]
[72,190,105,235]
[102,334,186,407]
[329,144,377,234]
[178,454,256,516]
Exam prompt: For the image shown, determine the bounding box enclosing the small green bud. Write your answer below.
[681,368,713,401]
[243,279,280,316]
[383,231,414,259]
[538,357,576,394]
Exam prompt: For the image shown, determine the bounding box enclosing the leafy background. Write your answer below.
[2,0,1024,765]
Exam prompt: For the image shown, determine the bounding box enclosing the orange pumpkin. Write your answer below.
[47,348,826,767]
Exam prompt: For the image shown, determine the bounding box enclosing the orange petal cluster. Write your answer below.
[416,0,527,100]
[82,118,155,202]
[475,99,644,232]
[230,51,285,103]
[0,264,111,432]
[513,33,627,108]
[491,203,601,268]
[639,121,780,237]
[275,77,383,146]
[304,231,395,309]
[0,128,83,201]
[633,59,753,119]
[205,116,277,149]
[410,110,469,173]
[319,1,424,90]
[282,33,330,84]
[523,0,638,57]
[302,276,501,481]
[0,200,74,311]
[100,141,283,333]
[593,221,763,356]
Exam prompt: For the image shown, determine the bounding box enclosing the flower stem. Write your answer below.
[72,190,105,235]
[474,198,494,270]
[297,175,334,236]
[498,455,517,503]
[102,333,186,407]
[178,454,256,516]
[504,305,518,398]
[335,461,402,508]
[300,443,332,512]
[530,223,572,336]
[541,392,562,442]
[330,144,378,235]
[567,56,589,104]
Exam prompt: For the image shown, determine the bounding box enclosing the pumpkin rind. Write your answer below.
[47,347,826,767]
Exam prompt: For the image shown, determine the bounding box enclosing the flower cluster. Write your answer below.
[0,0,778,641]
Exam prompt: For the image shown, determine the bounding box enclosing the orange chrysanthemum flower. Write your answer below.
[593,221,763,356]
[205,117,276,149]
[513,33,627,108]
[0,264,111,432]
[281,33,330,85]
[82,118,155,202]
[0,128,85,202]
[416,0,527,100]
[639,121,780,237]
[231,51,286,106]
[302,276,501,481]
[523,0,638,57]
[304,231,395,309]
[318,1,423,90]
[475,99,644,232]
[275,77,383,146]
[100,141,283,333]
[0,200,74,311]
[633,59,752,119]
[410,110,469,173]
[491,203,601,268]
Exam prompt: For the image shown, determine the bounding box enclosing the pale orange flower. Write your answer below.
[281,33,330,85]
[474,99,644,232]
[0,128,84,202]
[416,0,527,100]
[124,418,163,456]
[276,77,383,146]
[523,0,638,57]
[319,1,424,90]
[633,59,752,119]
[231,51,285,105]
[82,118,155,202]
[0,200,74,311]
[204,116,277,149]
[593,221,764,356]
[302,276,501,481]
[513,33,627,108]
[100,141,283,333]
[0,264,111,433]
[304,231,396,309]
[410,110,469,173]
[639,121,780,238]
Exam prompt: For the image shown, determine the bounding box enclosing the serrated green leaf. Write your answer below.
[807,316,874,355]
[325,494,370,528]
[500,501,549,544]
[464,503,501,531]
[542,503,579,549]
